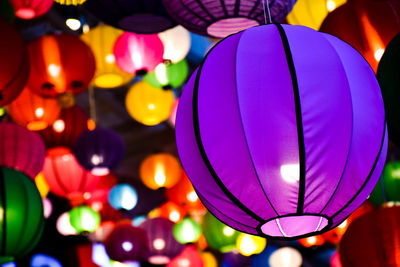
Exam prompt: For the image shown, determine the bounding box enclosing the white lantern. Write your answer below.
[158,26,191,63]
[269,247,302,267]
[56,212,77,236]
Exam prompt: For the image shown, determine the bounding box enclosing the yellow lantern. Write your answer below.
[200,252,218,267]
[35,172,50,198]
[81,25,133,88]
[54,0,86,5]
[139,153,182,190]
[287,0,346,30]
[236,233,266,256]
[125,81,175,126]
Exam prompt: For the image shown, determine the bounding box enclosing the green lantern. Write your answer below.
[202,212,239,252]
[0,167,44,263]
[144,60,188,89]
[369,161,400,205]
[69,206,101,234]
[173,217,201,244]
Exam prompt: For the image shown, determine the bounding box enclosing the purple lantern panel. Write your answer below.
[175,24,387,240]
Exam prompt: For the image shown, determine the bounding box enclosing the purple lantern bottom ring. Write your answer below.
[207,17,259,38]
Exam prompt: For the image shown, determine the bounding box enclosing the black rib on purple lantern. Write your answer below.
[175,24,388,240]
[73,127,125,176]
[139,217,184,265]
[162,0,297,38]
[83,0,176,34]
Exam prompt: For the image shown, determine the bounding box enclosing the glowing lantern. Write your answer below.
[35,173,49,197]
[54,0,86,5]
[202,213,239,253]
[287,0,346,30]
[125,81,175,126]
[236,233,266,256]
[158,26,191,63]
[269,247,303,267]
[167,245,203,267]
[370,161,400,205]
[69,206,101,233]
[7,87,61,131]
[42,147,101,199]
[86,173,118,205]
[173,217,201,244]
[176,24,387,239]
[149,201,187,223]
[81,25,133,89]
[73,128,125,176]
[27,34,96,98]
[83,0,176,34]
[320,0,400,72]
[140,218,184,265]
[299,235,326,247]
[56,212,77,236]
[200,252,217,267]
[0,168,44,263]
[10,0,52,19]
[144,60,188,89]
[0,18,29,106]
[162,0,296,38]
[104,223,149,263]
[140,153,181,190]
[108,184,138,211]
[0,122,45,179]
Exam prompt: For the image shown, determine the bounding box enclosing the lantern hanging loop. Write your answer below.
[262,0,273,24]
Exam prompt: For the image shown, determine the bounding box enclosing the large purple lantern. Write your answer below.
[176,24,387,240]
[84,0,176,34]
[162,0,296,38]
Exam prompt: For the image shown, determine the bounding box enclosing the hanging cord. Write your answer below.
[88,85,97,124]
[261,0,273,24]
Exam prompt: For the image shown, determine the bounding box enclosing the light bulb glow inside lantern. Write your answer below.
[91,154,103,165]
[122,241,133,252]
[105,54,116,64]
[280,164,300,183]
[56,212,77,236]
[178,259,190,267]
[53,119,65,133]
[222,226,235,237]
[326,0,336,12]
[155,63,168,86]
[306,236,317,245]
[35,107,44,118]
[66,18,81,31]
[82,212,98,231]
[148,103,156,111]
[153,238,166,250]
[155,163,166,186]
[391,169,400,178]
[169,211,181,222]
[269,247,303,267]
[374,48,385,62]
[121,190,137,210]
[338,219,348,229]
[48,64,61,77]
[236,233,266,256]
[187,191,198,202]
[130,51,143,69]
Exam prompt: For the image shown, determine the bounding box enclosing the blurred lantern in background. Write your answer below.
[0,168,44,263]
[7,87,61,131]
[158,26,191,63]
[69,205,101,234]
[42,147,101,200]
[299,235,326,248]
[56,211,77,236]
[73,127,125,176]
[187,33,214,64]
[0,122,45,178]
[173,217,201,244]
[144,60,188,89]
[30,254,62,267]
[140,153,181,190]
[43,197,53,218]
[0,18,29,107]
[200,252,217,267]
[10,0,53,19]
[86,173,118,205]
[81,25,133,89]
[162,0,296,38]
[140,218,184,265]
[320,0,400,72]
[269,247,303,267]
[108,184,138,211]
[236,233,266,256]
[35,172,50,198]
[114,33,164,75]
[148,201,187,223]
[370,161,400,205]
[287,0,346,29]
[89,221,115,243]
[54,0,86,5]
[125,81,175,126]
[167,245,203,267]
[168,98,179,127]
[27,34,95,98]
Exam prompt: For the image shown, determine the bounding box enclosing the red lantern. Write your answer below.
[6,87,61,131]
[27,34,96,98]
[167,245,204,267]
[85,173,118,205]
[10,0,53,20]
[0,18,29,106]
[38,105,89,148]
[0,122,45,179]
[320,0,400,72]
[42,147,100,200]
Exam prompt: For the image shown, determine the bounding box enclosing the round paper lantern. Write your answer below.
[84,0,176,34]
[86,173,118,205]
[125,81,175,126]
[162,0,296,38]
[269,247,302,267]
[370,161,400,205]
[54,0,86,5]
[10,0,52,19]
[176,24,387,239]
[104,223,149,263]
[320,0,400,72]
[236,233,266,256]
[81,25,133,89]
[69,206,101,233]
[0,122,45,179]
[140,218,184,265]
[144,60,188,89]
[56,212,77,236]
[201,252,217,267]
[287,0,346,30]
[158,26,191,63]
[339,206,400,267]
[27,34,96,98]
[42,147,101,199]
[0,167,44,263]
[167,245,203,267]
[73,128,125,176]
[140,153,181,190]
[7,87,61,131]
[108,184,138,211]
[173,217,201,244]
[0,18,29,106]
[114,32,164,75]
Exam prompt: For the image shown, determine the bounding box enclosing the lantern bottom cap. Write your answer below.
[94,74,126,89]
[207,18,259,38]
[148,255,171,265]
[16,8,35,19]
[27,121,48,131]
[259,214,330,239]
[91,167,110,176]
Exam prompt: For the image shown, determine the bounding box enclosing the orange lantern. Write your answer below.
[7,87,61,131]
[148,201,187,223]
[139,153,182,190]
[299,235,326,248]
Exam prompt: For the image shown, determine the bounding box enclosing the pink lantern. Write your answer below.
[10,0,53,20]
[114,32,164,75]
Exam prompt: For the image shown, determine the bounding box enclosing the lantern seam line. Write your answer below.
[275,23,306,215]
[248,0,261,18]
[192,0,216,21]
[13,176,30,252]
[0,169,6,255]
[220,0,228,16]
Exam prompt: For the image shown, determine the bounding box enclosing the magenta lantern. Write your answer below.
[114,32,164,75]
[176,24,387,240]
[0,122,45,179]
[10,0,53,20]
